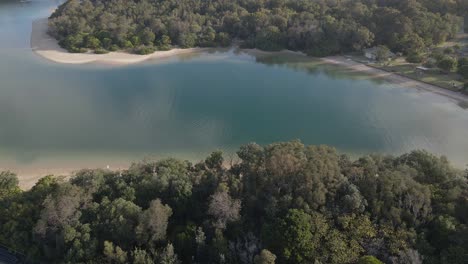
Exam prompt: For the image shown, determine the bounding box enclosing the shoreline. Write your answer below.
[18,18,467,189]
[321,56,468,104]
[31,18,210,65]
[31,18,305,65]
[32,18,467,103]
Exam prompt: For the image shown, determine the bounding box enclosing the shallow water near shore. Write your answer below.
[1,0,468,187]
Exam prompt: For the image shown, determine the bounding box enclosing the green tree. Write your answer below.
[357,255,384,264]
[85,36,101,49]
[140,28,156,46]
[136,199,172,245]
[254,249,276,264]
[376,45,391,62]
[103,241,128,264]
[437,56,458,72]
[459,65,468,78]
[266,209,318,264]
[0,171,20,198]
[159,243,180,264]
[132,248,154,264]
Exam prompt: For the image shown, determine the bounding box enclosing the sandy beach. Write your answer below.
[31,18,207,65]
[321,56,468,103]
[1,155,133,190]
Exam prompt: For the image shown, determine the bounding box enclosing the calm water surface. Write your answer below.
[1,0,467,175]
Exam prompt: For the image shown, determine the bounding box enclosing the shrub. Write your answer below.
[357,256,384,264]
[215,32,231,47]
[444,47,455,54]
[122,40,134,49]
[423,58,437,68]
[431,51,444,61]
[459,65,468,79]
[94,48,109,54]
[102,38,112,49]
[85,36,101,49]
[134,45,155,55]
[406,52,424,63]
[157,35,172,51]
[437,56,457,72]
[458,57,468,68]
[109,45,119,51]
[376,45,392,62]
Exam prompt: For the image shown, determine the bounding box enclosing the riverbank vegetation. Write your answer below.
[1,141,467,263]
[48,0,465,56]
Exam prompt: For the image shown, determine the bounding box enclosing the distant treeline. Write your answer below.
[1,141,467,264]
[47,0,465,55]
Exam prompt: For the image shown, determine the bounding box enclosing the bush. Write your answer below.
[85,36,101,49]
[122,40,134,49]
[134,45,155,55]
[178,33,197,48]
[423,58,437,68]
[102,38,112,49]
[459,65,468,79]
[109,45,119,51]
[462,83,468,95]
[431,51,444,61]
[156,35,172,51]
[376,45,391,62]
[215,32,231,47]
[444,47,455,54]
[94,48,109,54]
[406,53,424,63]
[437,56,457,72]
[357,256,384,264]
[458,57,468,68]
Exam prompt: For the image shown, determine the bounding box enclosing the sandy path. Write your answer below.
[321,56,468,103]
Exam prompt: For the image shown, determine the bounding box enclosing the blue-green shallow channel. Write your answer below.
[0,0,467,178]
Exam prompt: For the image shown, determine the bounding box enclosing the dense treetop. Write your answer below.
[1,141,467,263]
[48,0,466,55]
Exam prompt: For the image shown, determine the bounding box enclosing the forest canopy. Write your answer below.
[47,0,466,55]
[1,141,467,264]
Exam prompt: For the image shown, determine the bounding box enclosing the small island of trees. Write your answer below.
[1,141,467,263]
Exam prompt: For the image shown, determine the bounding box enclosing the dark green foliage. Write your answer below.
[444,47,455,54]
[0,141,467,263]
[406,52,425,63]
[94,48,108,54]
[254,249,276,264]
[48,0,462,56]
[0,171,20,198]
[134,46,156,55]
[264,209,317,263]
[375,46,391,62]
[357,255,384,264]
[437,56,458,72]
[458,58,468,78]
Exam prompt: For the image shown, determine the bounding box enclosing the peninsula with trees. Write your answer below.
[48,0,464,56]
